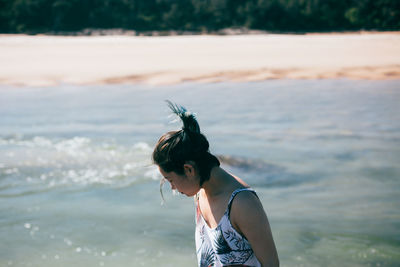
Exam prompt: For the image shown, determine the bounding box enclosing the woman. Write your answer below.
[152,101,279,267]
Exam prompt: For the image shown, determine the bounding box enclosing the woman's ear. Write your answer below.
[183,161,196,177]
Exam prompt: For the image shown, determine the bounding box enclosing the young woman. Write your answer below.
[152,101,279,267]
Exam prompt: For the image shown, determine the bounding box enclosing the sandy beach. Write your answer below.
[1,32,399,87]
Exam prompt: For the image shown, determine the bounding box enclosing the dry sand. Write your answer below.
[0,32,399,87]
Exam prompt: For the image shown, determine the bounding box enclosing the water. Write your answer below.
[0,80,399,267]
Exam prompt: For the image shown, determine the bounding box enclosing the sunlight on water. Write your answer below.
[0,136,158,197]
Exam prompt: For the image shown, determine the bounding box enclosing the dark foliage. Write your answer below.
[199,242,215,267]
[213,226,232,255]
[0,0,398,33]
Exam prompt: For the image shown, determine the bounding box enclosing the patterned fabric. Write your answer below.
[195,188,262,267]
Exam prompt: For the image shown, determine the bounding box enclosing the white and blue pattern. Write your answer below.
[195,188,261,267]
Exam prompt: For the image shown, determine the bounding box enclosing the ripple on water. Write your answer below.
[0,136,158,197]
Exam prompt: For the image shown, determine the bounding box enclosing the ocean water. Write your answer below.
[0,80,399,267]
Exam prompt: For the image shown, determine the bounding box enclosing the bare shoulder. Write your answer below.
[230,190,269,233]
[231,190,265,220]
[230,190,280,266]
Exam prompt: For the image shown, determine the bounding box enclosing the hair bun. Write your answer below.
[153,101,220,186]
[166,100,200,133]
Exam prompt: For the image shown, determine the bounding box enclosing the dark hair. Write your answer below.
[152,101,220,186]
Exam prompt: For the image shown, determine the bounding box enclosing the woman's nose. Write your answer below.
[170,183,176,190]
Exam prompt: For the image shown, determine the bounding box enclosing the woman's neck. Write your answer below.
[201,166,246,199]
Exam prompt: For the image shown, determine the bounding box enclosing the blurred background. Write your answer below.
[1,1,400,267]
[0,0,399,34]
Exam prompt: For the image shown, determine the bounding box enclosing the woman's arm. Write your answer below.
[230,191,279,267]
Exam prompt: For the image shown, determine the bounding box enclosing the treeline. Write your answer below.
[0,0,399,34]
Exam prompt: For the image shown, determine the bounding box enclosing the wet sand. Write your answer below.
[0,32,399,87]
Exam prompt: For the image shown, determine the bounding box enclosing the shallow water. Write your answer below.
[0,80,399,267]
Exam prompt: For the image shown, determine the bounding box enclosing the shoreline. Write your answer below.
[5,29,400,37]
[1,32,400,87]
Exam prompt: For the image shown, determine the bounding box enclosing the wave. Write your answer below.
[0,136,160,197]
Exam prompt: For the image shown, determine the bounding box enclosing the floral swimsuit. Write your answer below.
[195,188,262,267]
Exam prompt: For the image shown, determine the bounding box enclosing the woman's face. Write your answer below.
[158,165,201,197]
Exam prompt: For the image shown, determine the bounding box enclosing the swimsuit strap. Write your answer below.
[194,192,200,207]
[226,188,257,218]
